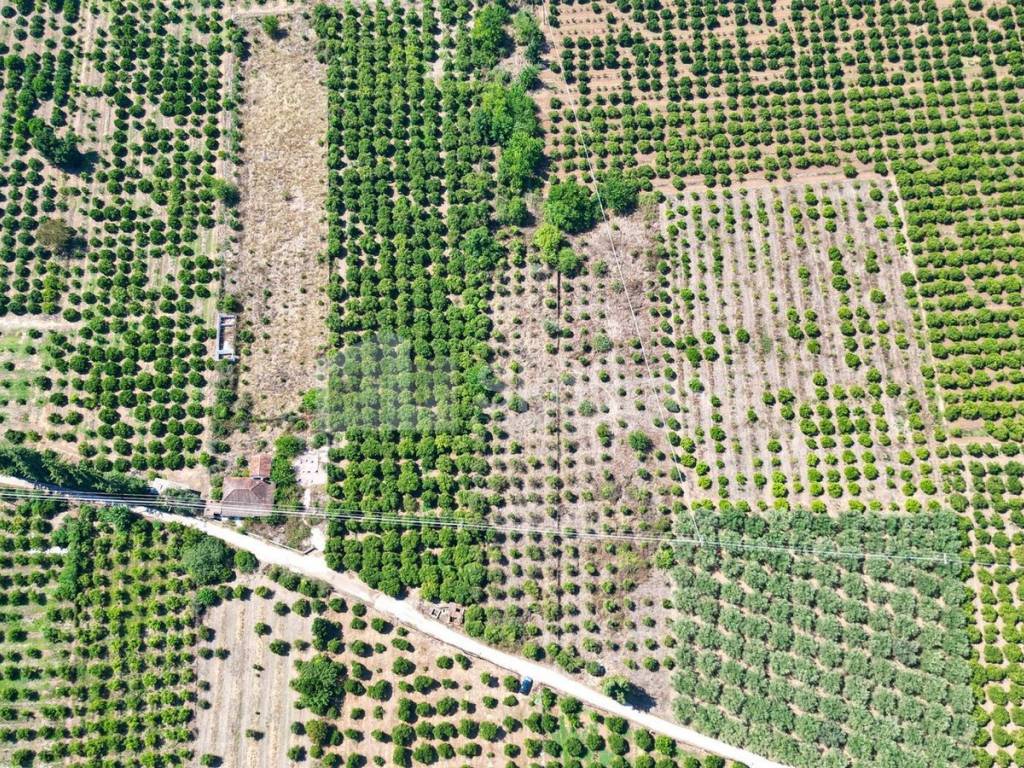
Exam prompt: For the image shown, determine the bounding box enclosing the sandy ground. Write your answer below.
[294,446,328,488]
[0,316,75,332]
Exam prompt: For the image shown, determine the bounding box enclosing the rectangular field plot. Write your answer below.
[0,500,69,768]
[670,506,974,768]
[229,12,330,433]
[664,178,939,512]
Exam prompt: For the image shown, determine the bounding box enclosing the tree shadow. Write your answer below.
[61,149,99,175]
[624,685,657,712]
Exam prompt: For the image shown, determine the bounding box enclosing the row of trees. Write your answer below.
[535,0,1024,761]
[672,503,972,768]
[0,0,233,471]
[315,0,504,604]
[0,499,237,766]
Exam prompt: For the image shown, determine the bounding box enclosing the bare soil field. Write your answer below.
[196,574,316,768]
[230,14,329,431]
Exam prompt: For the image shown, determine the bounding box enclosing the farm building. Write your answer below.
[209,453,275,518]
[215,314,239,361]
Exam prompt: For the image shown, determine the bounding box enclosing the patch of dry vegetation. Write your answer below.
[229,14,329,430]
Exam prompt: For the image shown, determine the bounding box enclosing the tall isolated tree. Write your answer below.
[292,654,347,716]
[182,537,233,585]
[544,180,598,234]
[598,169,641,215]
[471,2,511,67]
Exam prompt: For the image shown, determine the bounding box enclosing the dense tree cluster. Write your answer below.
[313,1,518,604]
[672,503,972,768]
[0,499,231,766]
[0,0,230,471]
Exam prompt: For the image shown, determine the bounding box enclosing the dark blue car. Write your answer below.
[519,677,533,694]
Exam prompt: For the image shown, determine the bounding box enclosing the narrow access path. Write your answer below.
[224,5,308,19]
[0,315,75,332]
[0,478,792,768]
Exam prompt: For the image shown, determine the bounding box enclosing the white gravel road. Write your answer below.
[0,476,790,768]
[146,510,791,768]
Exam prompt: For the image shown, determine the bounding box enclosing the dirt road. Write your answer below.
[0,476,790,768]
[143,509,791,768]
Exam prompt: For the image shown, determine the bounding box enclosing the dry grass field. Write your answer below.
[229,13,330,435]
[196,574,316,768]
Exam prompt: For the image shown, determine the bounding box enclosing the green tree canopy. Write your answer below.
[471,3,511,67]
[234,550,258,573]
[628,430,654,456]
[28,117,80,167]
[477,81,539,145]
[544,180,598,234]
[36,218,79,254]
[533,222,564,261]
[292,654,347,716]
[182,537,233,585]
[598,169,641,215]
[512,10,543,62]
[556,247,583,277]
[498,131,544,194]
[602,675,636,704]
[261,14,282,38]
[211,177,241,206]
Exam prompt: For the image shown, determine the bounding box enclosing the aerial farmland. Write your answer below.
[0,0,1019,765]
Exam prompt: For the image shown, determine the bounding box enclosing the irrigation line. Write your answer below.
[0,486,970,566]
[553,269,566,614]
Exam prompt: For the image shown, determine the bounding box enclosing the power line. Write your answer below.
[549,58,708,549]
[0,485,969,566]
